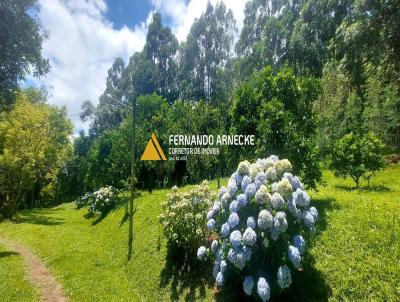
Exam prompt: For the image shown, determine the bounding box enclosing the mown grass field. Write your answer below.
[0,166,399,301]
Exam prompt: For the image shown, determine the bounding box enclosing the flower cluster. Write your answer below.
[197,156,318,301]
[75,192,93,209]
[88,186,117,214]
[159,180,215,249]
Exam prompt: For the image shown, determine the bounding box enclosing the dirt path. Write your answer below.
[0,236,68,302]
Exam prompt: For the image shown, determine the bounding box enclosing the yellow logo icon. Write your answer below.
[141,133,167,161]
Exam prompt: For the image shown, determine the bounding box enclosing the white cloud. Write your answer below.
[33,0,147,132]
[154,0,247,42]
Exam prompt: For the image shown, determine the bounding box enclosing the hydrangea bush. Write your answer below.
[75,192,93,209]
[197,156,318,301]
[159,180,215,251]
[88,186,117,214]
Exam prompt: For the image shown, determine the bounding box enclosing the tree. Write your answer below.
[0,91,73,217]
[0,0,50,111]
[231,66,322,189]
[180,1,236,102]
[330,132,385,188]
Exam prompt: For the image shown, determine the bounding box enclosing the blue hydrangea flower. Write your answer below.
[228,181,238,197]
[273,212,288,233]
[221,223,230,238]
[212,201,222,213]
[258,209,273,230]
[303,210,315,228]
[216,248,223,262]
[229,200,238,213]
[232,171,244,187]
[227,248,235,263]
[293,188,310,207]
[213,262,220,278]
[216,271,224,286]
[291,175,304,190]
[267,155,279,162]
[243,227,257,246]
[277,265,292,289]
[243,276,254,296]
[211,240,219,253]
[245,183,256,200]
[197,246,207,260]
[220,260,227,273]
[271,226,279,241]
[228,212,240,229]
[247,216,256,228]
[241,175,252,192]
[237,194,247,207]
[207,219,216,231]
[229,230,242,249]
[293,235,306,255]
[243,245,252,261]
[288,245,301,268]
[207,209,214,220]
[218,186,228,200]
[271,192,285,209]
[233,251,246,270]
[255,171,266,184]
[220,192,230,206]
[257,277,271,302]
[309,206,318,220]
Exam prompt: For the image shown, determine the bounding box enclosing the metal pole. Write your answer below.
[128,95,136,261]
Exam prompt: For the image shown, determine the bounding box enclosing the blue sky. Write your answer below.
[28,0,247,133]
[105,0,153,29]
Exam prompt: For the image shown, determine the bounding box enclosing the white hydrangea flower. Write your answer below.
[257,277,271,302]
[197,246,207,260]
[309,206,318,220]
[255,185,272,207]
[277,265,292,289]
[237,160,251,175]
[271,192,285,210]
[216,271,224,286]
[250,162,264,181]
[275,159,292,176]
[265,167,277,182]
[258,210,273,230]
[243,276,254,296]
[220,260,227,272]
[243,227,257,246]
[277,178,293,198]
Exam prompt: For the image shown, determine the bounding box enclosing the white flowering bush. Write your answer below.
[159,180,215,251]
[197,156,318,301]
[76,192,93,209]
[88,186,118,214]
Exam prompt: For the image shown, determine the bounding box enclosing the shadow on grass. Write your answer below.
[159,243,215,301]
[0,251,19,258]
[11,209,65,226]
[334,184,391,192]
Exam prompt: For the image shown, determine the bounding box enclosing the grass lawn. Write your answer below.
[0,166,399,301]
[0,243,39,302]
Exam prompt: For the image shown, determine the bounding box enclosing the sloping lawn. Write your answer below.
[0,167,399,301]
[0,243,39,302]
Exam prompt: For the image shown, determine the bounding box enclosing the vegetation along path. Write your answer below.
[0,236,68,302]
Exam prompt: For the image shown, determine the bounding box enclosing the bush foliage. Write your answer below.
[330,132,385,187]
[197,157,318,301]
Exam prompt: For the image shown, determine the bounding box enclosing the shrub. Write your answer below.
[197,156,318,301]
[330,132,385,187]
[88,186,118,214]
[159,181,215,252]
